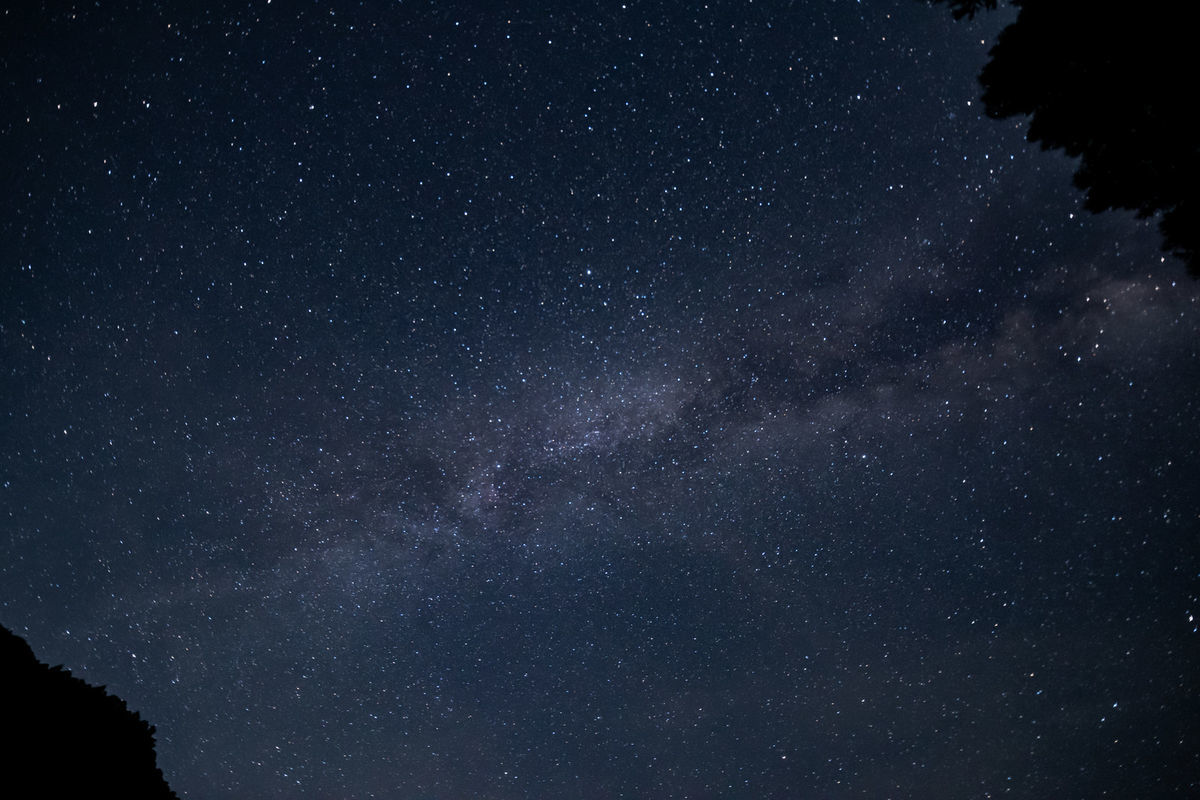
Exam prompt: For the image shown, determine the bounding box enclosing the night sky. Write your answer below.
[2,1,1198,798]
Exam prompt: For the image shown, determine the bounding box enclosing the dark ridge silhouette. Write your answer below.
[931,0,1198,274]
[0,624,179,799]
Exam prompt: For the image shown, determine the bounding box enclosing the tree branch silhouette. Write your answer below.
[1,624,179,799]
[930,0,1198,274]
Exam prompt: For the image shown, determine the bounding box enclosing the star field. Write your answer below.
[2,1,1198,797]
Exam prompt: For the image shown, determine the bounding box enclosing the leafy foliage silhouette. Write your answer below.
[931,0,1197,273]
[0,624,179,799]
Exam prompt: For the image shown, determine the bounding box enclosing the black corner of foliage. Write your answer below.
[0,624,179,800]
[934,0,1198,275]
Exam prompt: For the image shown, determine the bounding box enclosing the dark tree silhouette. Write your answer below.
[0,624,179,799]
[931,0,1198,274]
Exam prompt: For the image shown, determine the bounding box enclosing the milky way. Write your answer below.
[2,2,1198,798]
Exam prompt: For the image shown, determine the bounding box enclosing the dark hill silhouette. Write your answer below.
[931,0,1198,274]
[0,624,179,799]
